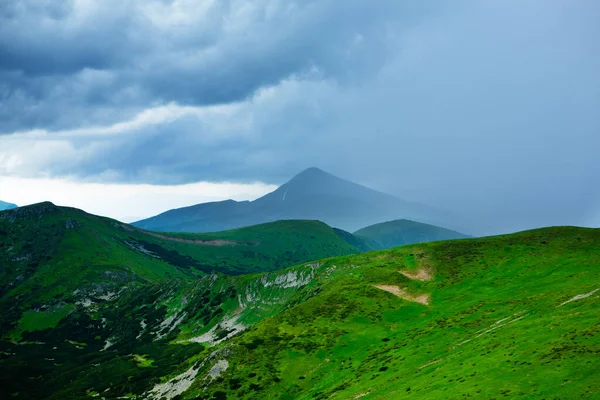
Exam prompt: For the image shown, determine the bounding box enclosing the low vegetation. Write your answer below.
[0,203,598,399]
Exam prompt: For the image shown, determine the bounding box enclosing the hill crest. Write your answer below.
[354,218,470,249]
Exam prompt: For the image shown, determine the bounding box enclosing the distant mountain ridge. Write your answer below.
[134,167,466,233]
[355,219,470,249]
[0,200,17,211]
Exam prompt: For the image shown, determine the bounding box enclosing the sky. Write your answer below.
[0,0,599,232]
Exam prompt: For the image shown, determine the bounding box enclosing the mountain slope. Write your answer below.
[194,226,599,400]
[0,202,366,337]
[354,219,470,249]
[133,167,464,233]
[0,200,17,210]
[1,225,598,399]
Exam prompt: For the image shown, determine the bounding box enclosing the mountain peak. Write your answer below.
[290,167,330,179]
[300,166,324,173]
[286,167,341,186]
[134,167,462,233]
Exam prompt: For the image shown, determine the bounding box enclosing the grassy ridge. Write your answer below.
[354,218,469,249]
[0,203,362,340]
[165,219,364,273]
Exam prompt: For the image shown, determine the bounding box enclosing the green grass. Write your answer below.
[0,203,364,340]
[151,219,363,274]
[15,305,74,339]
[182,226,600,399]
[132,354,155,368]
[0,203,598,400]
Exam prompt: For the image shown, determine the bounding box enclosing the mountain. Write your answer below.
[0,201,369,340]
[354,219,470,249]
[0,200,17,211]
[1,224,598,399]
[133,167,465,234]
[0,202,364,284]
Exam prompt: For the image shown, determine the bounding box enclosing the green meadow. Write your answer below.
[0,203,598,399]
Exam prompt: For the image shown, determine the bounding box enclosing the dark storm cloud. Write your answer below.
[0,0,438,131]
[0,1,136,75]
[1,0,600,234]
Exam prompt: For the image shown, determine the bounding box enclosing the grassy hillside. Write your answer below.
[354,219,470,249]
[0,203,363,339]
[173,219,365,270]
[0,225,598,399]
[179,226,600,399]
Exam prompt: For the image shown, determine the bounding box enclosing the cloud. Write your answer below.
[0,175,276,222]
[0,0,435,131]
[1,0,599,234]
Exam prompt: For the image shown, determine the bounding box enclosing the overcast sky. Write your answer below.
[0,0,599,232]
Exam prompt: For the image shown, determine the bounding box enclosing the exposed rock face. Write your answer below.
[147,364,200,400]
[147,348,231,400]
[207,359,229,380]
[262,270,311,288]
[261,263,319,289]
[187,314,245,346]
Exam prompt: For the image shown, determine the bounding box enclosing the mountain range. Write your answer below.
[1,201,598,399]
[134,167,468,234]
[0,200,17,211]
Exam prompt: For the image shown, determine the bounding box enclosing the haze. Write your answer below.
[1,0,599,234]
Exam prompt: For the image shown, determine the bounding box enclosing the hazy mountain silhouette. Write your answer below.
[134,167,466,233]
[354,219,470,249]
[0,200,17,211]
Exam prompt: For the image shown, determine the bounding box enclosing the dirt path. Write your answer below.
[398,268,433,281]
[373,285,430,305]
[143,230,255,246]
